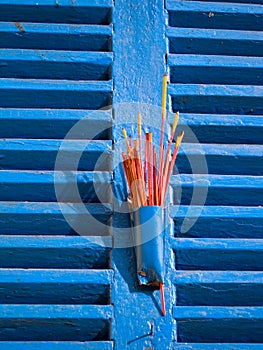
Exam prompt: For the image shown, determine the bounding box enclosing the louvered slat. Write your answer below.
[171,174,263,205]
[166,0,263,346]
[0,342,113,350]
[169,113,263,144]
[0,0,113,345]
[171,238,263,270]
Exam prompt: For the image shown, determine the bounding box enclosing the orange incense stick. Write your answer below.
[153,147,158,205]
[148,133,153,205]
[163,131,184,203]
[134,140,147,206]
[138,113,142,165]
[158,144,165,205]
[161,147,171,206]
[144,133,148,184]
[161,112,179,201]
[122,155,133,196]
[160,282,166,316]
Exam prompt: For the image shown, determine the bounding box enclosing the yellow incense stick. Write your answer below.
[122,128,129,153]
[162,131,184,204]
[158,73,168,189]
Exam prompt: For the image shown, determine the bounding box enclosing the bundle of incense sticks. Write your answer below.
[121,75,184,210]
[121,74,184,317]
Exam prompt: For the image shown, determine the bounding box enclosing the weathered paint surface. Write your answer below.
[167,0,263,346]
[0,0,262,347]
[112,0,177,349]
[0,0,114,345]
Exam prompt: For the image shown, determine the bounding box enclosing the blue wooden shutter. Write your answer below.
[0,1,113,348]
[166,0,263,347]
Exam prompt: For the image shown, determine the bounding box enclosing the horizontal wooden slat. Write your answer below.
[169,84,263,115]
[0,269,112,304]
[167,27,263,56]
[172,345,263,350]
[168,113,263,144]
[0,139,112,171]
[171,174,263,205]
[0,342,114,350]
[0,171,112,202]
[0,202,112,235]
[173,306,263,319]
[0,235,112,268]
[167,0,263,30]
[171,237,263,251]
[180,0,263,4]
[0,0,112,5]
[0,108,112,139]
[174,271,263,307]
[0,79,112,109]
[171,237,263,271]
[0,0,112,25]
[0,23,112,51]
[173,270,263,284]
[176,143,263,175]
[0,304,112,341]
[0,268,113,284]
[0,50,113,80]
[168,54,263,85]
[0,235,112,249]
[171,205,263,238]
[0,304,112,319]
[177,323,263,344]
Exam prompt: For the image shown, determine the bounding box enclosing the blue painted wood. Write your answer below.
[0,235,112,268]
[172,345,263,350]
[171,237,263,271]
[174,272,263,307]
[0,268,113,284]
[0,303,112,318]
[173,270,263,284]
[171,174,263,205]
[186,0,263,3]
[0,304,112,341]
[174,306,263,342]
[0,0,112,5]
[167,0,263,30]
[0,50,113,80]
[168,113,263,144]
[174,307,263,343]
[169,84,263,114]
[0,0,112,25]
[171,205,263,238]
[0,79,112,109]
[168,54,263,85]
[173,306,263,320]
[0,23,112,51]
[0,139,112,171]
[167,27,263,56]
[0,171,112,202]
[0,0,114,345]
[0,268,112,304]
[0,108,112,139]
[176,143,263,175]
[167,0,263,346]
[112,0,177,349]
[0,202,112,235]
[0,342,114,350]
